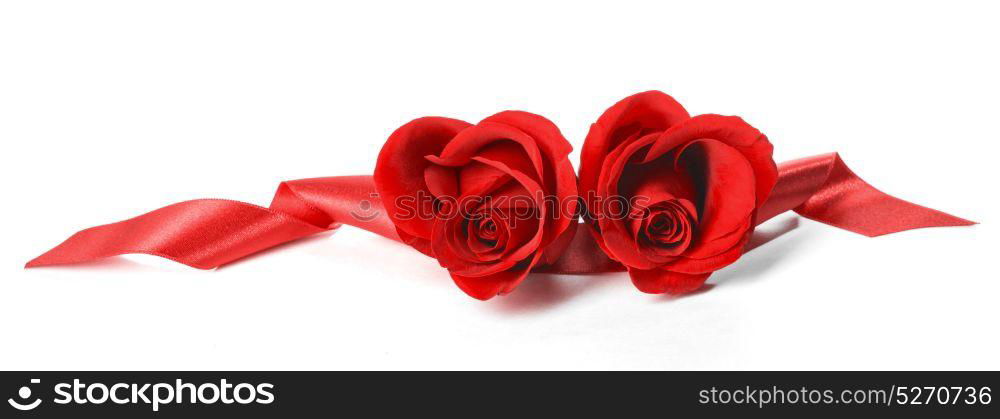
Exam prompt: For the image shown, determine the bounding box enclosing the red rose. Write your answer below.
[578,91,778,294]
[374,111,578,300]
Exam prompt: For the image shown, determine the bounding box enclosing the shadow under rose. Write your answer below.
[486,272,620,314]
[488,216,809,311]
[745,216,800,253]
[655,283,718,302]
[708,216,810,287]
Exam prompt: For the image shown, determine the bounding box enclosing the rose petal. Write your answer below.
[423,164,458,199]
[633,200,696,261]
[484,181,534,208]
[426,122,545,182]
[470,150,546,206]
[620,150,698,208]
[431,200,544,277]
[579,91,690,204]
[683,215,752,260]
[375,117,471,239]
[457,160,510,198]
[395,228,434,257]
[481,111,572,161]
[465,211,510,261]
[540,218,577,265]
[480,111,579,248]
[450,252,542,300]
[596,134,661,212]
[628,268,711,294]
[673,138,757,257]
[545,157,578,247]
[593,134,663,269]
[497,209,542,261]
[667,230,752,274]
[645,114,777,208]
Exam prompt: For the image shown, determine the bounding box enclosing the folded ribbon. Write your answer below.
[26,153,973,272]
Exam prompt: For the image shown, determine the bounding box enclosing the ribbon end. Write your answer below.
[772,153,978,238]
[25,250,62,268]
[857,215,977,238]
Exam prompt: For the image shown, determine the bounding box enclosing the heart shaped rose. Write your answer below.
[374,111,578,300]
[578,91,778,294]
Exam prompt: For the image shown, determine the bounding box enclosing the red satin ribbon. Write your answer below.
[26,153,974,272]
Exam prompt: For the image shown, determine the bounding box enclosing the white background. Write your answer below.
[1,1,996,370]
